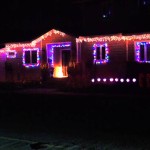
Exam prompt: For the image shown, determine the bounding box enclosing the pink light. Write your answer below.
[126,78,130,82]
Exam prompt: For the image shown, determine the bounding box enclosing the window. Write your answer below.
[93,43,109,64]
[6,50,17,58]
[23,48,40,67]
[135,42,150,63]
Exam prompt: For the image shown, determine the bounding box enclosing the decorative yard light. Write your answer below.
[132,78,136,82]
[91,78,95,83]
[109,78,114,82]
[97,78,101,82]
[115,78,119,82]
[120,78,124,82]
[103,78,107,82]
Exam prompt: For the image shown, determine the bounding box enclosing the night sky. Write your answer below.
[0,0,150,44]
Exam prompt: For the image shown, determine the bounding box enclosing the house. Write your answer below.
[0,29,76,83]
[1,28,150,88]
[76,33,150,88]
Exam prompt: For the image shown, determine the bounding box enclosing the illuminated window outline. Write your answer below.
[135,41,150,63]
[93,43,109,64]
[6,50,17,58]
[22,48,40,68]
[46,42,71,67]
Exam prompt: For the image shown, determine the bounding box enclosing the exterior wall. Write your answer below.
[79,40,127,81]
[2,30,76,82]
[41,32,76,64]
[0,51,6,82]
[126,40,150,88]
[5,41,42,82]
[127,40,150,75]
[40,31,76,79]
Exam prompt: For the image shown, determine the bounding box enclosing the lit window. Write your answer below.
[6,50,17,58]
[135,42,150,63]
[93,43,109,64]
[23,48,40,68]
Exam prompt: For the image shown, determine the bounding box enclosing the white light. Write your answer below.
[109,78,114,82]
[102,14,106,18]
[103,78,107,82]
[132,78,136,82]
[126,78,130,82]
[120,78,124,82]
[115,78,119,82]
[97,78,101,82]
[91,79,95,83]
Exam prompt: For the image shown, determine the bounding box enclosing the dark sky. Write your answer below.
[0,0,82,43]
[0,0,150,44]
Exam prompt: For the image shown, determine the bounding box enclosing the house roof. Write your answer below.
[4,29,74,49]
[76,32,150,43]
[0,27,77,45]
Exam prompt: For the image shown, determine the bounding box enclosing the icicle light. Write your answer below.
[5,29,66,49]
[76,34,150,43]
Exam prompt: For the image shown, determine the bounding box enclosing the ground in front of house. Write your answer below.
[0,84,150,149]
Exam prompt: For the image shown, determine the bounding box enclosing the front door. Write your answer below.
[47,42,71,78]
[62,50,70,76]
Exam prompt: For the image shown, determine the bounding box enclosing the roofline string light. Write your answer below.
[0,48,5,53]
[5,29,66,49]
[76,34,150,43]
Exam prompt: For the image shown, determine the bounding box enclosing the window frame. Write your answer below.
[6,50,17,58]
[135,41,150,63]
[93,43,109,64]
[23,48,40,68]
